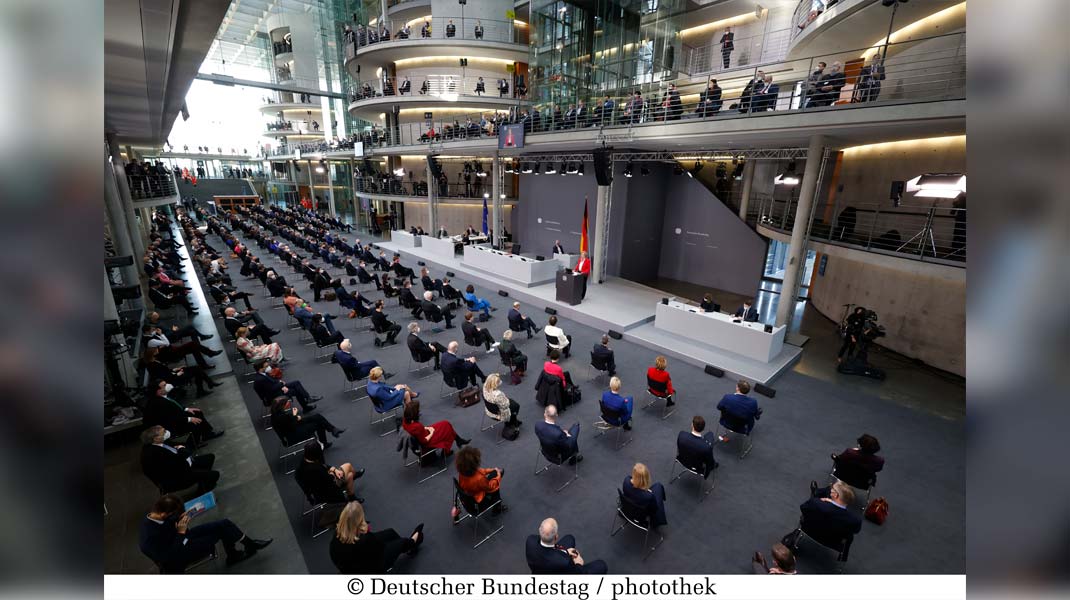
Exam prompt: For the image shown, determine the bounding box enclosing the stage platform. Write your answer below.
[377,240,802,384]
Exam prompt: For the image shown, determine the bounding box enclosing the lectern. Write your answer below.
[556,270,585,305]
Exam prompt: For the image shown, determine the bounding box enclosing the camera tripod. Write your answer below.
[896,202,939,258]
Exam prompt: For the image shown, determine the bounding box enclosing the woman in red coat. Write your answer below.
[645,355,676,407]
[402,400,470,454]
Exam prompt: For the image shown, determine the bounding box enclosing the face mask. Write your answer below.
[162,430,171,441]
[163,383,174,394]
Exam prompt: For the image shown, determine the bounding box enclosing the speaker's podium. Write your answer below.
[556,270,585,306]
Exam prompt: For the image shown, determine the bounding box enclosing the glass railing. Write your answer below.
[126,171,177,201]
[260,90,320,106]
[354,179,514,199]
[682,27,793,77]
[359,32,965,149]
[343,16,527,57]
[347,75,516,103]
[758,196,966,264]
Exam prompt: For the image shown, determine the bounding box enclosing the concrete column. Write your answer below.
[106,134,146,259]
[326,161,337,218]
[426,162,438,234]
[738,159,756,221]
[491,156,501,247]
[592,183,612,286]
[775,134,825,328]
[104,158,139,286]
[105,270,139,386]
[306,160,315,210]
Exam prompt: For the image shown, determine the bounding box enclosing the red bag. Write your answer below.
[864,497,889,525]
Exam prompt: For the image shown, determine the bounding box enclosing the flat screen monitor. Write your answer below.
[498,124,524,149]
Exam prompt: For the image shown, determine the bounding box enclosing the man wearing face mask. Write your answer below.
[140,493,272,572]
[143,380,223,443]
[253,360,320,412]
[140,425,220,495]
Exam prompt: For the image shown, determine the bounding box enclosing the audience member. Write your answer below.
[621,462,668,528]
[368,366,418,410]
[371,300,401,346]
[601,376,634,430]
[329,501,423,574]
[483,373,521,429]
[407,322,447,369]
[140,494,272,572]
[831,434,884,489]
[498,329,527,376]
[270,396,345,447]
[462,311,499,352]
[253,359,319,411]
[140,425,219,495]
[525,518,608,574]
[752,543,797,574]
[544,315,572,357]
[463,284,495,318]
[455,446,507,516]
[296,440,364,505]
[143,380,223,443]
[420,290,456,328]
[782,480,862,550]
[333,338,381,379]
[441,341,488,386]
[591,334,616,376]
[716,380,761,442]
[401,400,470,455]
[507,301,540,338]
[235,326,284,363]
[646,355,677,407]
[534,405,582,464]
[676,416,718,478]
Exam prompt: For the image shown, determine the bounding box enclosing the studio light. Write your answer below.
[521,162,534,174]
[640,166,651,176]
[577,163,584,176]
[545,163,557,175]
[483,192,490,198]
[774,174,799,186]
[906,173,966,198]
[393,167,405,177]
[476,161,487,177]
[499,193,506,199]
[566,162,578,174]
[560,162,568,176]
[623,163,633,177]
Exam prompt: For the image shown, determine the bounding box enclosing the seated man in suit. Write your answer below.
[407,322,447,370]
[207,281,254,311]
[440,277,462,303]
[420,291,455,328]
[310,313,344,347]
[462,284,495,318]
[676,416,719,478]
[143,380,223,444]
[140,425,219,495]
[253,360,319,411]
[140,494,272,573]
[716,380,762,442]
[367,366,418,411]
[420,267,443,296]
[441,341,487,387]
[223,306,278,343]
[355,261,381,290]
[534,404,582,464]
[544,315,572,358]
[344,258,359,277]
[333,338,380,379]
[507,302,540,338]
[591,335,616,376]
[146,311,213,344]
[148,280,197,316]
[399,281,423,318]
[752,543,797,575]
[370,300,401,346]
[391,254,416,282]
[733,299,760,322]
[266,271,289,298]
[782,480,862,551]
[462,311,499,352]
[551,240,565,255]
[498,329,527,376]
[600,376,633,430]
[525,517,607,574]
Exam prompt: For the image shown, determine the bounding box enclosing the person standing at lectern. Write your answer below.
[552,240,565,255]
[574,251,591,299]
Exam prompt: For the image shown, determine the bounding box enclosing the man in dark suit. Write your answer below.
[813,61,846,107]
[266,271,288,298]
[223,306,278,343]
[462,311,499,352]
[534,404,582,464]
[140,426,219,494]
[253,361,319,411]
[143,380,223,443]
[591,335,616,376]
[676,416,718,478]
[420,291,455,328]
[733,299,760,322]
[370,300,401,346]
[754,75,780,112]
[441,341,487,386]
[407,322,447,370]
[140,494,272,573]
[783,481,863,550]
[698,79,722,117]
[720,27,735,69]
[333,338,380,379]
[207,281,254,310]
[552,240,565,255]
[399,281,423,318]
[525,517,608,574]
[716,380,761,441]
[507,302,540,338]
[312,268,332,302]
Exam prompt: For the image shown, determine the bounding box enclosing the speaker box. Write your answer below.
[497,290,509,297]
[764,324,773,333]
[754,383,776,398]
[661,297,669,305]
[446,271,455,278]
[535,255,545,261]
[417,261,426,266]
[544,307,557,315]
[593,148,613,186]
[704,365,725,377]
[607,330,622,340]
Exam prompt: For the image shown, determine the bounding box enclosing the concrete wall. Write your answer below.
[808,248,965,376]
[402,201,513,237]
[657,165,767,296]
[615,164,667,283]
[515,162,599,256]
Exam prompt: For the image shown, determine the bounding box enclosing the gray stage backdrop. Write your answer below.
[515,161,766,297]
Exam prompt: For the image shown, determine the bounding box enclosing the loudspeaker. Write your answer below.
[110,284,142,300]
[497,290,509,297]
[417,261,426,266]
[535,255,545,261]
[704,365,725,378]
[661,297,669,305]
[607,330,622,340]
[446,271,455,277]
[764,324,773,333]
[754,383,776,398]
[593,148,613,186]
[545,307,557,315]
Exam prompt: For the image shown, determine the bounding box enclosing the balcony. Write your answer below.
[347,76,527,121]
[126,172,179,206]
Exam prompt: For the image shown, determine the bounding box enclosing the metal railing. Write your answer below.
[265,119,323,135]
[758,196,967,264]
[354,179,514,200]
[347,75,513,103]
[792,0,837,41]
[683,27,794,77]
[126,171,177,201]
[361,32,964,150]
[343,16,526,57]
[261,90,320,106]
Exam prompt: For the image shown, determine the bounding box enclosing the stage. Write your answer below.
[376,239,803,384]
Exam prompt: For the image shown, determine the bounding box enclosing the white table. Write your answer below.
[449,233,489,246]
[654,299,786,363]
[392,230,421,247]
[463,244,559,285]
[419,234,457,258]
[553,253,578,269]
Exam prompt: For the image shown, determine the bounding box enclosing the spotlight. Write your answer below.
[476,161,487,177]
[520,162,533,174]
[577,163,584,176]
[640,166,650,176]
[673,164,684,176]
[545,163,557,175]
[774,174,799,186]
[483,192,490,198]
[315,166,325,173]
[566,161,578,174]
[733,162,745,179]
[499,193,506,199]
[623,163,633,177]
[393,167,405,177]
[786,159,797,173]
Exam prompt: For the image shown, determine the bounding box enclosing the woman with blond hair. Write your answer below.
[621,462,668,528]
[483,373,521,430]
[329,501,424,574]
[234,326,284,363]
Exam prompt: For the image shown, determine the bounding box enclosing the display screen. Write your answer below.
[498,124,524,149]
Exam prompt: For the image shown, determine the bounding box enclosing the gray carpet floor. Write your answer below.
[209,221,965,575]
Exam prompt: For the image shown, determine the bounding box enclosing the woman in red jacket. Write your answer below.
[646,355,676,407]
[402,400,470,455]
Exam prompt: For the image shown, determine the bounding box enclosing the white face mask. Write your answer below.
[163,383,174,394]
[162,430,172,441]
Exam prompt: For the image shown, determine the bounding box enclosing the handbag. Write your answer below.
[455,386,481,408]
[501,424,520,441]
[864,497,889,525]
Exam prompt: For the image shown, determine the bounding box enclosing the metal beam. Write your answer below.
[194,73,346,100]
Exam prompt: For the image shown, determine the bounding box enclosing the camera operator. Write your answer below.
[838,306,866,364]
